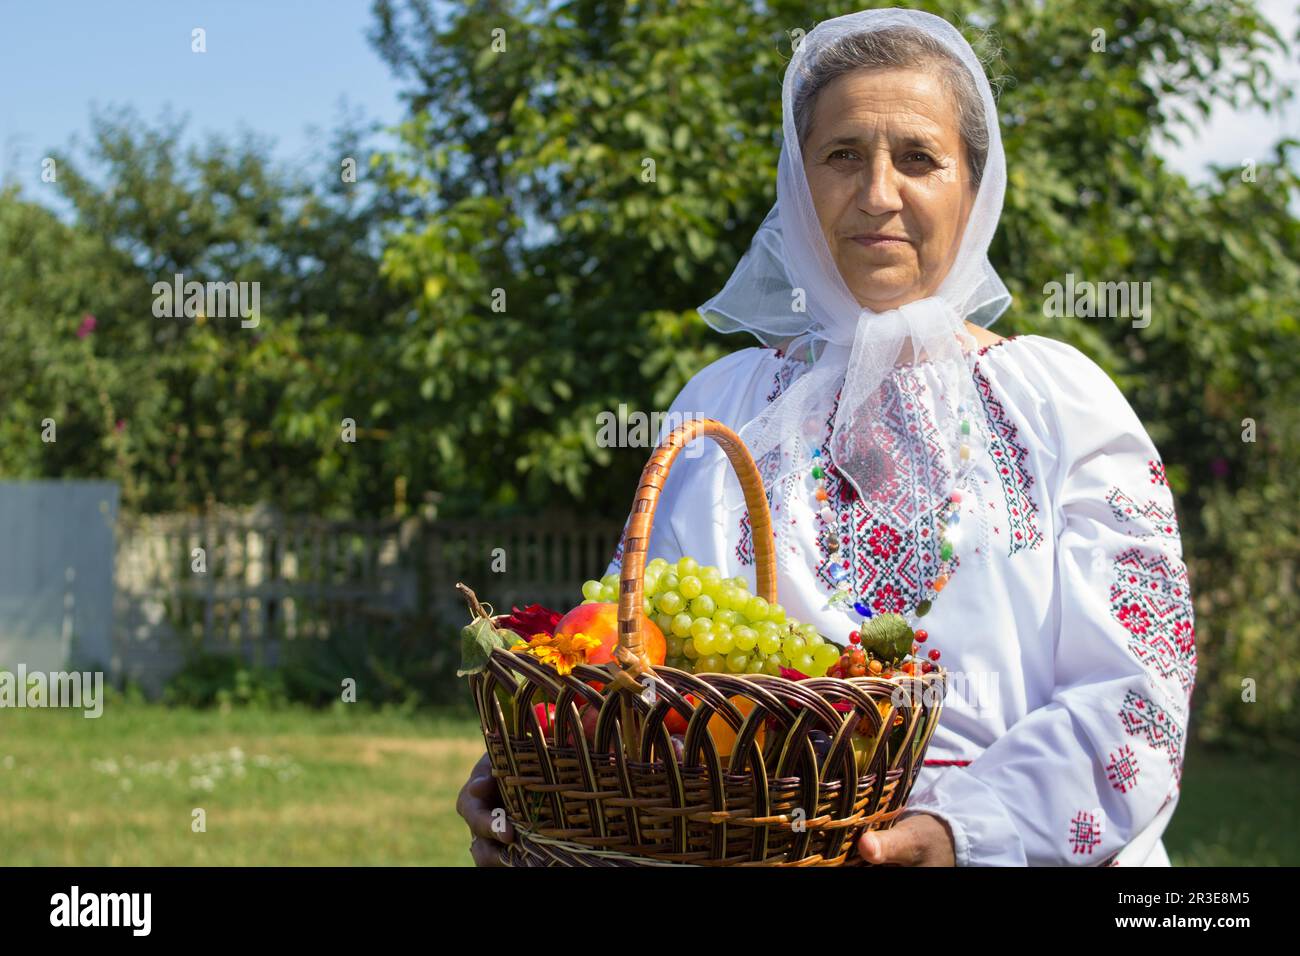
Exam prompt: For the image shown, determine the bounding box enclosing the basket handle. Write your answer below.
[610,417,778,693]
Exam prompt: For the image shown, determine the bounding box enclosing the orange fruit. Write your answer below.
[707,695,764,760]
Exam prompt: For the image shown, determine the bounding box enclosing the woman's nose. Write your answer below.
[857,152,903,217]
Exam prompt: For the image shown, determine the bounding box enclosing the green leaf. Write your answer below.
[859,613,914,664]
[457,617,519,677]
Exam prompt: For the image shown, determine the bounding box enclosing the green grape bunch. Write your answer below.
[580,556,843,677]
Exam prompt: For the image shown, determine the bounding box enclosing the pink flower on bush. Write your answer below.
[76,314,97,339]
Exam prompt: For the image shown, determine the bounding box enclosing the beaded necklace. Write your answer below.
[808,361,986,675]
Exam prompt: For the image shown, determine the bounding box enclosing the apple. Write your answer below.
[551,602,666,668]
[664,693,699,735]
[552,701,604,749]
[532,702,557,735]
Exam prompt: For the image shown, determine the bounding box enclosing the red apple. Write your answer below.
[664,693,699,735]
[532,702,556,735]
[552,602,666,667]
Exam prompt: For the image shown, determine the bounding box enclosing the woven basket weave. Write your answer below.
[464,417,946,866]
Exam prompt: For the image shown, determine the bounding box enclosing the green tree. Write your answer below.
[368,0,1299,744]
[1,107,413,516]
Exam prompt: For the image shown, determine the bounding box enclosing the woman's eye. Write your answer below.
[829,149,859,162]
[903,152,935,165]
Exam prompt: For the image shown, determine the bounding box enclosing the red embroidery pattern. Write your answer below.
[739,347,1044,606]
[972,364,1043,555]
[1118,689,1185,785]
[1106,486,1180,542]
[1148,460,1168,486]
[1109,547,1198,707]
[1069,811,1104,855]
[816,372,958,611]
[1106,744,1141,794]
[976,335,1019,356]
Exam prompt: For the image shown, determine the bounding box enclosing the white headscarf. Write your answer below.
[699,8,1012,570]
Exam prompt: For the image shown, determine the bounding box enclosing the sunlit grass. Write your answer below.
[0,702,484,866]
[1,700,1292,865]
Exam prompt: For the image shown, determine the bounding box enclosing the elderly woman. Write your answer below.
[459,8,1195,867]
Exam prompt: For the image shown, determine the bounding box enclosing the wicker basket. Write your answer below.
[462,417,946,866]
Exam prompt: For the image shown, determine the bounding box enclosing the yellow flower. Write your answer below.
[512,630,602,676]
[875,699,905,728]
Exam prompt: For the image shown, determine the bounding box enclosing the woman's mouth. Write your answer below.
[849,234,910,247]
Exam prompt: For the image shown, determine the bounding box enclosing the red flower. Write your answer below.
[76,314,97,339]
[499,603,563,639]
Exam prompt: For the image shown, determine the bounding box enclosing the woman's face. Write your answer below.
[802,68,975,312]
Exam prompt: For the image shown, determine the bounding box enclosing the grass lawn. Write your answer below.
[1164,742,1299,866]
[0,701,486,865]
[1,700,1294,865]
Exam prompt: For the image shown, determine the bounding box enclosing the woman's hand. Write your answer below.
[857,813,956,866]
[457,752,513,867]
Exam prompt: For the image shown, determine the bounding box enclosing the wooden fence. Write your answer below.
[426,516,625,615]
[113,509,624,693]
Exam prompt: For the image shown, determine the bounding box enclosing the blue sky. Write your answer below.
[0,0,1295,200]
[0,0,405,185]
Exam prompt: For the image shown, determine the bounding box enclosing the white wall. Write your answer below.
[0,481,118,673]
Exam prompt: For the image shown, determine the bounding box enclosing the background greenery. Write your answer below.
[1,0,1296,753]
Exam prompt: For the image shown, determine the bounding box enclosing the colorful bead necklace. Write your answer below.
[811,394,983,674]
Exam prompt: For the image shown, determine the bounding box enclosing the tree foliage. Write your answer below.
[1,108,409,515]
[368,0,1300,744]
[1,0,1296,742]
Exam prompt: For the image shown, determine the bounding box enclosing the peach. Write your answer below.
[552,602,666,668]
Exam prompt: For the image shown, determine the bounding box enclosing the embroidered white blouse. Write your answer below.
[603,333,1196,867]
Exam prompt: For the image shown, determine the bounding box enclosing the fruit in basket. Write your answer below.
[520,699,604,747]
[562,701,602,748]
[552,602,666,667]
[663,693,699,735]
[826,614,919,678]
[580,555,842,677]
[708,695,765,760]
[851,732,873,776]
[532,702,557,735]
[809,729,833,767]
[857,613,915,663]
[846,699,908,773]
[668,734,686,763]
